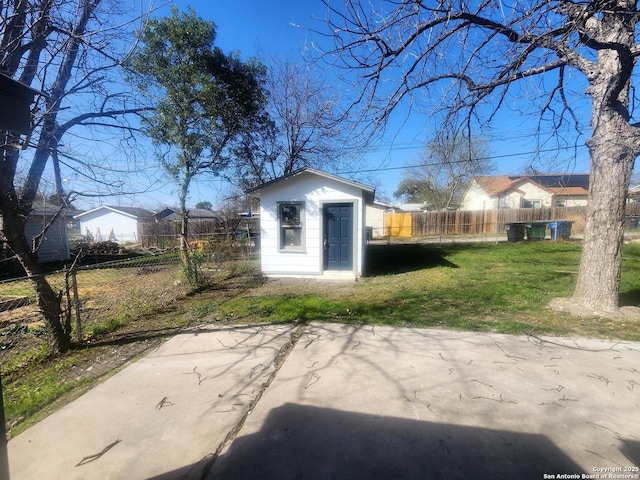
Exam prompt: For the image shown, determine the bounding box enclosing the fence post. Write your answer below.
[71,270,82,343]
[64,269,72,336]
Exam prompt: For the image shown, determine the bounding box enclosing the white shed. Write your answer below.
[74,206,154,244]
[247,168,375,280]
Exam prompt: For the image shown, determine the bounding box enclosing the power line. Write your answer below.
[338,144,588,175]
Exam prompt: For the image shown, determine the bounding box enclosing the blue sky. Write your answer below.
[120,0,592,208]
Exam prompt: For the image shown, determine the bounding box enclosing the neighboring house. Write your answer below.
[392,203,432,212]
[153,207,220,222]
[1,203,71,263]
[247,167,375,280]
[153,207,178,222]
[461,174,590,210]
[74,206,154,243]
[365,201,393,239]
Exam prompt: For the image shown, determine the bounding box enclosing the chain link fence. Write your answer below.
[0,236,259,350]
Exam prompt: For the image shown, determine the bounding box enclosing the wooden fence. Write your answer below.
[385,204,640,238]
[138,217,259,248]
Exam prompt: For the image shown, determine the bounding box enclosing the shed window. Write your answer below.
[279,202,304,251]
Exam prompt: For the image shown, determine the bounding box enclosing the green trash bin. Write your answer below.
[526,222,546,240]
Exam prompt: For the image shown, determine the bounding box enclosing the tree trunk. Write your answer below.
[573,136,634,312]
[0,205,70,352]
[179,179,190,268]
[572,33,638,312]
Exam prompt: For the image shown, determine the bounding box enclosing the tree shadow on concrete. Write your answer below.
[365,244,458,276]
[620,439,640,466]
[149,403,584,480]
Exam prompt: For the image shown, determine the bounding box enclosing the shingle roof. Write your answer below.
[73,206,154,219]
[474,174,589,196]
[105,206,154,218]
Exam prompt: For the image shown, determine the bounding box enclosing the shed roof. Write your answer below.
[246,167,375,204]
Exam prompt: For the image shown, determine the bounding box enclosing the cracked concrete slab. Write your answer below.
[209,323,640,479]
[7,324,296,480]
[7,323,640,479]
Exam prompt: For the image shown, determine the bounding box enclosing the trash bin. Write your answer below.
[526,222,546,241]
[505,223,525,242]
[549,221,573,240]
[624,216,640,230]
[366,226,373,241]
[251,233,260,249]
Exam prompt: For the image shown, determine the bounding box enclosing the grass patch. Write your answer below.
[214,242,640,341]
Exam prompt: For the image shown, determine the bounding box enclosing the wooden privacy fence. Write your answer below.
[385,204,640,237]
[138,217,259,248]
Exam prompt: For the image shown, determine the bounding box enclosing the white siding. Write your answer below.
[515,182,553,207]
[462,181,492,210]
[78,210,139,243]
[365,203,388,238]
[258,173,368,278]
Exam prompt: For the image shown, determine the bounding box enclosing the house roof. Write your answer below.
[473,174,589,197]
[154,208,219,221]
[26,202,79,217]
[369,200,395,210]
[73,206,154,220]
[246,167,376,204]
[394,203,431,212]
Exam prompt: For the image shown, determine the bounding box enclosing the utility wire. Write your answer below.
[338,144,587,175]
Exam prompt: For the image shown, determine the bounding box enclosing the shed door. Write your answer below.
[323,203,353,270]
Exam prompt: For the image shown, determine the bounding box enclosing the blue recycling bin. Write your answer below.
[548,221,573,240]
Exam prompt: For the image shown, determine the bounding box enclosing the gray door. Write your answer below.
[323,203,353,270]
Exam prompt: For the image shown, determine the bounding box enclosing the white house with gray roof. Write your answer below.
[74,206,154,243]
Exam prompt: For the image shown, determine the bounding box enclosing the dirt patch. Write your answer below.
[0,304,43,330]
[549,297,640,321]
[244,278,360,298]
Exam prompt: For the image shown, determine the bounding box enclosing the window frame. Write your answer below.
[521,198,542,209]
[278,202,305,252]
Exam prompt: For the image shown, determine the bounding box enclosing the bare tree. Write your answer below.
[0,0,150,352]
[395,135,494,209]
[320,0,640,313]
[234,56,354,187]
